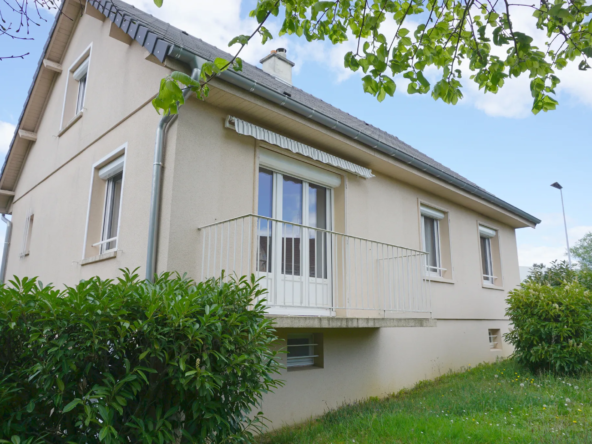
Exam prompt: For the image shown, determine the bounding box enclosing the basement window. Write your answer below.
[287,333,323,370]
[489,329,502,350]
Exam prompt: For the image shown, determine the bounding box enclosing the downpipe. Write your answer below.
[0,214,12,284]
[145,47,205,281]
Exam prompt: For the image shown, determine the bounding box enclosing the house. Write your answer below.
[0,0,540,428]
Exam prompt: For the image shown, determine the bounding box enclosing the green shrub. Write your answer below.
[526,260,592,290]
[0,269,282,443]
[505,279,592,374]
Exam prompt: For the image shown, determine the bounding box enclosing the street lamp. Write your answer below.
[551,182,572,266]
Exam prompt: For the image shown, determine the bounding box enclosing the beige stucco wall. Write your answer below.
[5,8,171,283]
[163,97,521,321]
[5,7,528,430]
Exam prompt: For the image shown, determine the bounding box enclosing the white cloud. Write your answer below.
[0,121,16,159]
[518,217,592,267]
[518,245,568,267]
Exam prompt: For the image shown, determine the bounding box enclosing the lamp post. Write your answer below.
[551,182,572,266]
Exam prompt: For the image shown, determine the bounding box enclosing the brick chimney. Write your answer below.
[260,48,295,85]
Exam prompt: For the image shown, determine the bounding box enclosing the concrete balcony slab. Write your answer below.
[267,316,437,329]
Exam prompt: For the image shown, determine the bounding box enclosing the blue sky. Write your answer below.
[1,0,591,268]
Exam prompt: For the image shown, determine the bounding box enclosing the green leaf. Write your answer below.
[311,1,335,17]
[99,427,109,442]
[171,71,199,87]
[383,78,396,96]
[416,71,430,89]
[377,86,387,102]
[153,0,163,7]
[63,398,82,413]
[228,35,250,47]
[214,58,229,72]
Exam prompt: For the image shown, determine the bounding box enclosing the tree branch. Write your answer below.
[356,0,368,56]
[448,0,474,79]
[503,0,521,60]
[387,1,414,54]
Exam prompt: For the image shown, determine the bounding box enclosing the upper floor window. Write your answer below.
[60,45,91,132]
[479,225,500,286]
[73,58,89,115]
[420,205,445,277]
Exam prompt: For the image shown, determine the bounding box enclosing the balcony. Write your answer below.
[198,214,432,323]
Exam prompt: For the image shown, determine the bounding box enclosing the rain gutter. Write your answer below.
[0,215,12,284]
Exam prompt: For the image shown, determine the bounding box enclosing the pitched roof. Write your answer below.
[2,0,540,225]
[92,0,539,225]
[108,0,483,190]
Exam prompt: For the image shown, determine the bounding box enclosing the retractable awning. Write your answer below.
[225,116,374,179]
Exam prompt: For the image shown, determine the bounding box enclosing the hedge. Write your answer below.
[0,269,282,443]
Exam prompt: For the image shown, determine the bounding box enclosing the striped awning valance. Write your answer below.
[225,116,374,179]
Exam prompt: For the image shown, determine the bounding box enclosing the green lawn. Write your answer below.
[259,360,592,444]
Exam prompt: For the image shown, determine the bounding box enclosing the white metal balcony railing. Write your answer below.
[198,214,431,316]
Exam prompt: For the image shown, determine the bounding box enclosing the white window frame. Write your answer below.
[258,168,334,273]
[488,329,501,350]
[82,144,127,259]
[257,148,338,316]
[20,212,34,257]
[287,333,318,368]
[60,44,92,130]
[98,160,124,254]
[73,58,89,115]
[420,205,445,277]
[259,148,337,272]
[479,225,497,285]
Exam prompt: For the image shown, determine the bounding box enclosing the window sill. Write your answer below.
[482,283,504,291]
[80,250,117,266]
[424,276,455,285]
[58,110,84,137]
[287,365,323,372]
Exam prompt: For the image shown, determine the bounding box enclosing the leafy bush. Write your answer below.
[526,260,592,292]
[505,278,592,374]
[571,232,592,270]
[0,269,282,443]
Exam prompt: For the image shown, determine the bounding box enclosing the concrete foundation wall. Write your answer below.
[265,320,511,428]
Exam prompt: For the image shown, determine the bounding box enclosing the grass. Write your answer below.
[258,360,592,443]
